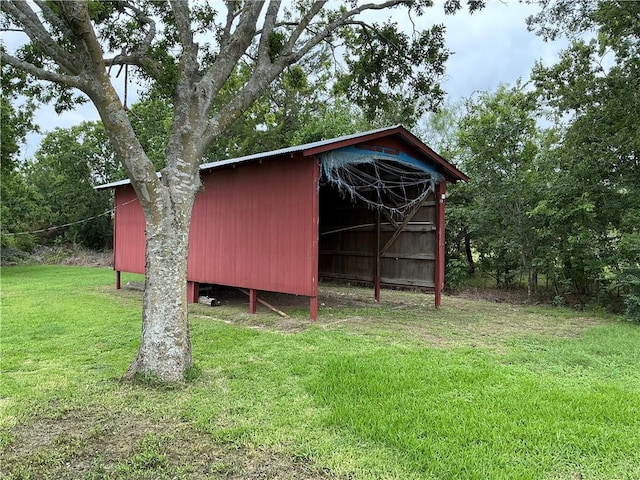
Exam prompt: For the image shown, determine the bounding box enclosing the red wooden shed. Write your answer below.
[97,125,467,319]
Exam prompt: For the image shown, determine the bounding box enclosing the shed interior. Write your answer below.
[317,146,441,291]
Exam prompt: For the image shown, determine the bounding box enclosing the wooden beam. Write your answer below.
[434,182,446,308]
[319,272,435,288]
[374,209,381,302]
[187,281,199,303]
[319,250,436,260]
[382,210,399,229]
[379,200,425,258]
[310,296,318,321]
[248,288,257,313]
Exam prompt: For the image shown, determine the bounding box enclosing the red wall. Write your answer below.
[188,156,319,296]
[114,156,320,297]
[114,185,146,274]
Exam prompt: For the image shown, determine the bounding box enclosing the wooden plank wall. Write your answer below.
[319,186,436,289]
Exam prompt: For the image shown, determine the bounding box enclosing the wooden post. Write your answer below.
[310,158,320,322]
[434,181,446,308]
[249,288,257,314]
[310,296,318,321]
[239,289,288,317]
[116,270,121,290]
[374,209,381,302]
[187,281,199,303]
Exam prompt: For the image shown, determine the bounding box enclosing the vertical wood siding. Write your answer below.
[187,156,319,297]
[114,186,146,274]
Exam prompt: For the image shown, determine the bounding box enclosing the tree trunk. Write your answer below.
[527,267,538,301]
[464,228,475,274]
[125,198,194,382]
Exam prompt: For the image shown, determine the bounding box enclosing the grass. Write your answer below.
[1,265,639,479]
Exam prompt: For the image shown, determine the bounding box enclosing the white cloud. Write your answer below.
[431,0,568,101]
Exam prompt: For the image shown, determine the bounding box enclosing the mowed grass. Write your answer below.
[1,265,639,479]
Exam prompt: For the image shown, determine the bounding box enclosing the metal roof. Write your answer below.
[96,125,467,190]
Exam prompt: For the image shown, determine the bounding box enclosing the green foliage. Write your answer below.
[444,257,469,289]
[127,97,172,169]
[204,49,379,160]
[0,94,44,256]
[624,293,640,323]
[455,85,551,295]
[24,123,120,249]
[437,1,639,314]
[337,21,448,122]
[529,0,640,306]
[420,102,477,280]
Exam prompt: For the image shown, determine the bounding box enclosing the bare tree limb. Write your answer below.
[197,1,265,113]
[200,0,410,149]
[282,0,327,51]
[55,1,107,72]
[33,0,72,38]
[100,1,161,78]
[122,0,158,63]
[169,0,198,71]
[221,0,240,45]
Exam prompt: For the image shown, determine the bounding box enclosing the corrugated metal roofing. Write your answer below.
[96,124,466,190]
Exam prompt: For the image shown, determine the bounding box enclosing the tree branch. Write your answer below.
[286,0,409,63]
[3,1,78,75]
[33,0,72,39]
[283,0,327,51]
[0,51,85,89]
[198,1,265,109]
[123,1,158,63]
[103,1,160,78]
[169,0,198,71]
[55,1,107,72]
[200,0,410,151]
[221,0,241,45]
[256,0,283,63]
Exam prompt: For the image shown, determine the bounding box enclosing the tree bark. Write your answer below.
[125,195,195,382]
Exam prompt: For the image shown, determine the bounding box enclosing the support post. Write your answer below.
[434,181,447,308]
[249,288,257,314]
[116,270,121,290]
[374,209,381,302]
[187,281,199,303]
[310,296,318,321]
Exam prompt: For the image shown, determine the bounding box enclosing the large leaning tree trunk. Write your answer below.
[1,0,479,381]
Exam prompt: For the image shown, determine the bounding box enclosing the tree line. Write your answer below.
[436,0,639,320]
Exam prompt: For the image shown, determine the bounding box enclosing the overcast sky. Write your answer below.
[18,0,568,158]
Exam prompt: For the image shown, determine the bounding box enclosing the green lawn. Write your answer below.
[1,265,639,479]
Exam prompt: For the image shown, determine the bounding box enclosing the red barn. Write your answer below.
[97,125,467,319]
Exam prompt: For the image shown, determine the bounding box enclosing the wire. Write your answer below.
[1,197,138,236]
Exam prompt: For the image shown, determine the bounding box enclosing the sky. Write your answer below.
[16,0,568,159]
